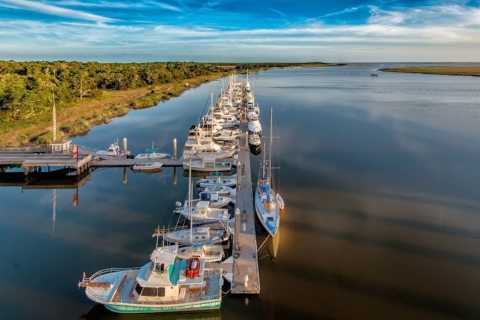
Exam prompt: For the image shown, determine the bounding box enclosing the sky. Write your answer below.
[0,0,479,62]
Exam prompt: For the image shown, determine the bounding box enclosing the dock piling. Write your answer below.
[172,138,177,160]
[122,137,128,155]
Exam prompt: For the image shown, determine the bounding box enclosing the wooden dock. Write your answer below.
[0,152,92,175]
[231,130,260,294]
[0,151,183,175]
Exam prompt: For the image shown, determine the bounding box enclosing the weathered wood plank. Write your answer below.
[231,130,260,294]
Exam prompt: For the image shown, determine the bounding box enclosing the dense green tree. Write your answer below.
[0,61,221,124]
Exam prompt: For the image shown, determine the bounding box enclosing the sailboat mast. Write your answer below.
[262,142,266,179]
[269,107,273,181]
[188,159,193,243]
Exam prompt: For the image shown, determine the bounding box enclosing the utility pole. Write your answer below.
[80,76,83,101]
[52,91,56,143]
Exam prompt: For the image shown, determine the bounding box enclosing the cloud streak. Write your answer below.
[0,0,114,23]
[52,0,183,12]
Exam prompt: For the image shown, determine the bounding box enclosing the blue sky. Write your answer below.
[0,0,479,61]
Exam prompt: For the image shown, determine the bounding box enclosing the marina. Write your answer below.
[3,65,480,320]
[63,75,272,313]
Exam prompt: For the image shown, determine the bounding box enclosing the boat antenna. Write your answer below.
[154,225,160,248]
[262,142,266,180]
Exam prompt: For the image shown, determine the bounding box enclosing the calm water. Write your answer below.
[1,64,480,319]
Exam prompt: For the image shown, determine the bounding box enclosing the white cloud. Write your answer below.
[319,5,368,18]
[52,0,182,12]
[0,0,114,23]
[368,4,480,27]
[0,4,479,61]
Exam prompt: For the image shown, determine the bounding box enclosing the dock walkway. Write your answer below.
[231,130,260,294]
[0,151,183,175]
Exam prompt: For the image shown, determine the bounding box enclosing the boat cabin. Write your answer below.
[133,245,205,302]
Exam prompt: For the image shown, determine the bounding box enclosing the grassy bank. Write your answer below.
[381,66,480,77]
[0,61,335,146]
[0,72,226,146]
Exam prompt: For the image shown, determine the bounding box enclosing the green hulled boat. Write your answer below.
[79,244,223,314]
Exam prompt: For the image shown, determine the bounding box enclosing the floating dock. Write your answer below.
[0,152,92,175]
[0,151,183,175]
[231,130,260,294]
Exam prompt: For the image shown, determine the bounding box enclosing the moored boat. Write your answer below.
[197,176,236,188]
[255,108,282,236]
[164,226,230,246]
[78,244,223,313]
[176,200,230,223]
[133,162,163,172]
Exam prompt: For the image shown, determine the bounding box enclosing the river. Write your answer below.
[1,64,480,319]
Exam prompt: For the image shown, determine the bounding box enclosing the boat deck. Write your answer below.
[110,270,221,305]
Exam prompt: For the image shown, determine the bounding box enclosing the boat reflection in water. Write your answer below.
[82,304,221,320]
[269,228,281,259]
[249,143,262,156]
[0,170,92,189]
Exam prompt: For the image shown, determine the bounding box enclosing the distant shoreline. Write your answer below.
[381,66,480,77]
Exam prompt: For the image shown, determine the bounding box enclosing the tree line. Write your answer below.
[0,61,222,123]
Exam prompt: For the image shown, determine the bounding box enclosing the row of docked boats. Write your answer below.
[181,76,253,171]
[78,164,236,313]
[78,75,286,314]
[245,77,262,153]
[78,76,252,313]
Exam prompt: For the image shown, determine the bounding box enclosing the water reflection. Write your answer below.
[82,304,221,320]
[2,65,480,319]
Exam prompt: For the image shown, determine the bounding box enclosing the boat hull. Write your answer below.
[254,187,280,237]
[103,299,221,314]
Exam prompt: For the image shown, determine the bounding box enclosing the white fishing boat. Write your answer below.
[134,142,169,160]
[182,140,221,160]
[255,108,282,236]
[96,141,121,158]
[200,185,236,198]
[248,120,262,135]
[176,200,230,223]
[214,129,239,142]
[78,244,223,313]
[199,191,233,207]
[183,157,232,172]
[247,111,258,122]
[164,226,230,246]
[132,162,164,173]
[135,152,169,160]
[197,176,236,188]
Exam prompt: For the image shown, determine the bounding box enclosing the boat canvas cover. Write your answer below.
[169,259,187,285]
